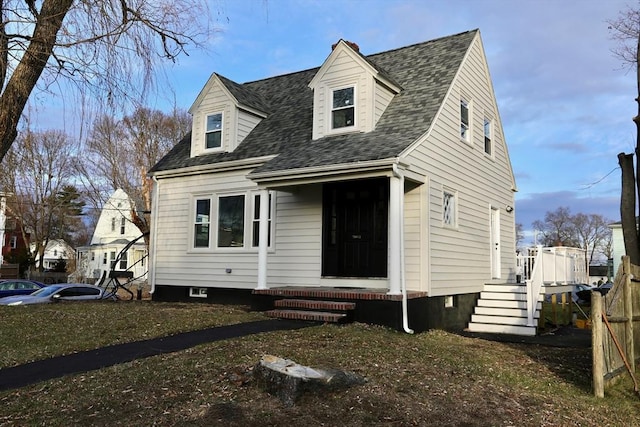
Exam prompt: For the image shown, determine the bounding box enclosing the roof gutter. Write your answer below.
[249,157,410,186]
[150,155,277,179]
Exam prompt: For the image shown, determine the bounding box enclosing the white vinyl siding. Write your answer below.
[152,171,324,290]
[310,47,376,139]
[401,33,515,296]
[374,82,395,126]
[191,78,268,157]
[236,110,263,149]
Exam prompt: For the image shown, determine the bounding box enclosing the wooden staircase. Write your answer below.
[265,298,356,324]
[467,283,541,336]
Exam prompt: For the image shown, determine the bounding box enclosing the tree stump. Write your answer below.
[253,354,366,406]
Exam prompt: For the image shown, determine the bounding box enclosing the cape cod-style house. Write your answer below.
[149,29,520,333]
[74,189,148,285]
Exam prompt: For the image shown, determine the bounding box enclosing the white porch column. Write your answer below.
[256,189,269,290]
[388,176,402,295]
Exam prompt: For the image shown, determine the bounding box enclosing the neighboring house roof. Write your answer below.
[150,29,478,175]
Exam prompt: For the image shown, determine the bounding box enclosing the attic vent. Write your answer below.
[331,40,360,52]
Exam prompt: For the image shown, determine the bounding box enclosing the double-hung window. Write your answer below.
[120,217,126,235]
[217,195,245,248]
[205,113,223,149]
[331,87,355,129]
[483,118,492,155]
[194,198,211,248]
[252,193,273,247]
[460,98,470,141]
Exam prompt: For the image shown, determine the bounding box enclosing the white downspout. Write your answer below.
[392,164,414,334]
[149,176,160,295]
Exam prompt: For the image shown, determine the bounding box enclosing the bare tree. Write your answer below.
[1,128,79,270]
[77,107,191,240]
[0,0,213,163]
[610,6,640,264]
[532,206,579,247]
[572,213,613,270]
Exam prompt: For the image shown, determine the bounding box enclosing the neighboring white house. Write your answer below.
[31,239,75,270]
[148,30,518,332]
[610,220,625,276]
[74,189,148,285]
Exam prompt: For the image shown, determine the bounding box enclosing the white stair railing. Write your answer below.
[520,245,587,326]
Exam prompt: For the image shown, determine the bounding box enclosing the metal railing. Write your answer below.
[517,246,587,326]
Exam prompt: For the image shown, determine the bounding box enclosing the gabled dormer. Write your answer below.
[189,73,269,158]
[308,40,401,140]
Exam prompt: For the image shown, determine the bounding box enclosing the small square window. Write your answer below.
[443,191,457,227]
[189,287,208,298]
[332,87,355,129]
[206,113,222,149]
[484,118,492,155]
[444,295,454,308]
[460,99,470,141]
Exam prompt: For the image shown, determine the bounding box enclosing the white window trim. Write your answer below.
[442,188,458,229]
[215,192,247,251]
[191,196,213,250]
[327,83,358,135]
[204,112,224,152]
[188,190,277,254]
[483,117,493,157]
[189,287,208,298]
[460,97,471,144]
[251,191,275,249]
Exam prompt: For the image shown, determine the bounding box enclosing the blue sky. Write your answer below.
[35,0,635,241]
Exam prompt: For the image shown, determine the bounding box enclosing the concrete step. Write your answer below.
[265,309,348,323]
[466,322,537,336]
[274,299,356,311]
[474,306,540,319]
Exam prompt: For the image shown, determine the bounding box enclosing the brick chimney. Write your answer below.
[331,40,360,52]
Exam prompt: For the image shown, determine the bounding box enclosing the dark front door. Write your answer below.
[322,178,388,278]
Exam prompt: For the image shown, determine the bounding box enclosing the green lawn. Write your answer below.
[0,301,638,426]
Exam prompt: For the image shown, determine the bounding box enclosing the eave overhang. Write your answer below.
[248,157,425,188]
[149,155,277,179]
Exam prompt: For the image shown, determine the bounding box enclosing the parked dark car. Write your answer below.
[0,283,108,306]
[576,282,613,303]
[0,279,45,298]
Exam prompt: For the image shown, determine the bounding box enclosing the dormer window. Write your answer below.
[331,87,355,129]
[205,113,223,149]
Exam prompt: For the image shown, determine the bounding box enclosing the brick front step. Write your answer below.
[274,299,356,311]
[265,309,348,323]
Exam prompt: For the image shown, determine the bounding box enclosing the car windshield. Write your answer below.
[30,285,63,297]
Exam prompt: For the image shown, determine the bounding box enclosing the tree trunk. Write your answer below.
[619,152,640,264]
[0,0,73,162]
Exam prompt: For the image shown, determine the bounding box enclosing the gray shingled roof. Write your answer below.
[150,30,477,174]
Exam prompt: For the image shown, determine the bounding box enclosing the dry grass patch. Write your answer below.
[1,310,640,426]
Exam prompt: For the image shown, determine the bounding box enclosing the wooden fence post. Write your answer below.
[592,291,604,397]
[624,271,635,374]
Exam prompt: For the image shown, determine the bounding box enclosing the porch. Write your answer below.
[467,246,588,336]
